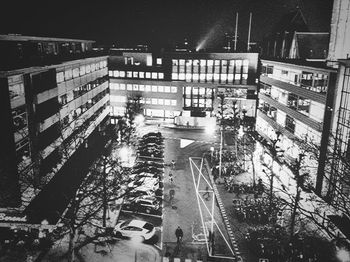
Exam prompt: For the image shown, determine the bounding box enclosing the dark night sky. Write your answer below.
[0,0,334,49]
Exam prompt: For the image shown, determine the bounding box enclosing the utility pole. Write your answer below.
[234,12,239,51]
[247,12,252,52]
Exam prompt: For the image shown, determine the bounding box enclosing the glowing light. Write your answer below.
[134,114,144,126]
[205,123,216,135]
[337,248,350,262]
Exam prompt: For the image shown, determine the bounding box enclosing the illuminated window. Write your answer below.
[108,70,113,77]
[207,60,213,66]
[185,98,191,107]
[213,73,220,81]
[133,84,139,91]
[171,86,177,93]
[221,74,227,82]
[179,59,185,65]
[235,74,241,80]
[146,72,151,78]
[133,71,139,78]
[206,74,213,82]
[152,85,158,92]
[127,71,132,78]
[157,58,162,65]
[185,86,191,95]
[171,100,177,106]
[139,72,145,78]
[158,86,164,92]
[164,99,170,105]
[113,70,120,77]
[139,85,145,91]
[73,68,79,78]
[140,98,145,104]
[64,69,72,80]
[146,56,152,66]
[200,74,206,82]
[228,74,234,82]
[110,83,119,90]
[119,71,125,78]
[158,72,164,79]
[206,99,212,107]
[120,84,126,90]
[186,73,192,81]
[235,60,242,72]
[242,74,248,79]
[172,59,179,66]
[152,98,158,104]
[200,60,206,66]
[95,63,100,70]
[145,85,151,92]
[172,73,178,80]
[56,72,64,83]
[80,66,86,76]
[179,73,185,80]
[164,86,171,93]
[145,98,151,104]
[127,84,133,91]
[158,99,164,105]
[85,65,91,74]
[152,72,158,79]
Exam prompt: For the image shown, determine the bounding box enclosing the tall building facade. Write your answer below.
[0,35,109,223]
[108,51,259,123]
[258,59,337,190]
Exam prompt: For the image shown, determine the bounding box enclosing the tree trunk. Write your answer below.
[290,186,301,239]
[68,227,77,262]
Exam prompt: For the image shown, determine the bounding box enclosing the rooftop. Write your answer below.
[0,34,95,43]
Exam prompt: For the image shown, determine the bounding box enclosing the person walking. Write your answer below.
[169,172,174,184]
[203,185,210,200]
[175,226,183,243]
[171,160,176,170]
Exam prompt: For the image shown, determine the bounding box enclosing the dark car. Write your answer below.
[123,196,161,214]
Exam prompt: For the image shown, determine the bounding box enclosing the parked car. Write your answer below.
[128,187,162,198]
[114,219,156,241]
[123,195,160,214]
[134,161,164,169]
[128,176,159,190]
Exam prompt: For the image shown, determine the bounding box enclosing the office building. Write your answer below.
[0,35,109,223]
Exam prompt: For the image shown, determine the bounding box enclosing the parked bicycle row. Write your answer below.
[245,225,336,262]
[233,196,285,224]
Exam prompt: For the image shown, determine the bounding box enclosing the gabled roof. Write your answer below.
[271,8,309,36]
[290,32,329,59]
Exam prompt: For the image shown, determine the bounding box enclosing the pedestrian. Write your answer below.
[169,172,174,184]
[203,185,210,200]
[171,159,176,170]
[175,226,183,243]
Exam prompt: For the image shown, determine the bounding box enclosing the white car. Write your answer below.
[128,177,159,191]
[114,219,156,241]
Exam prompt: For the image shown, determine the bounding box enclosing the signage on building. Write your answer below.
[0,213,27,222]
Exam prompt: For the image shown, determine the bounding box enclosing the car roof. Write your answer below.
[127,219,147,228]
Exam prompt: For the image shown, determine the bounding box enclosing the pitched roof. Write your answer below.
[293,32,329,59]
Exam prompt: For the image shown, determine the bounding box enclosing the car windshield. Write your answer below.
[143,223,154,231]
[120,220,130,227]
